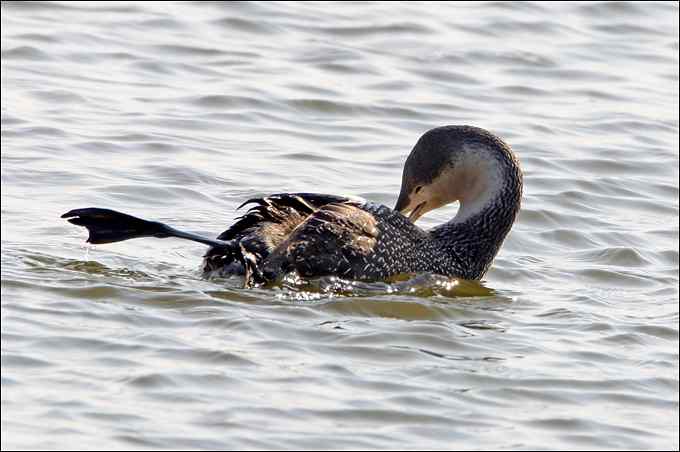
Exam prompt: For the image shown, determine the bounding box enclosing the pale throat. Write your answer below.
[422,152,504,223]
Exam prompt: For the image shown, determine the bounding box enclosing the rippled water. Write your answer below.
[2,1,678,450]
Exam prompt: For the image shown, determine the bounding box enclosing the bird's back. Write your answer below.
[202,193,434,286]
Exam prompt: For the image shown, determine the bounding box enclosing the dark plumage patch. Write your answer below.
[201,193,350,285]
[260,202,380,282]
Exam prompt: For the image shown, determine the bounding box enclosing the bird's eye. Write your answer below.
[414,186,422,194]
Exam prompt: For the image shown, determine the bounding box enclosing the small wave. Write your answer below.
[273,272,496,300]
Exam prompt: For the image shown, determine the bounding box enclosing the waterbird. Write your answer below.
[62,125,523,287]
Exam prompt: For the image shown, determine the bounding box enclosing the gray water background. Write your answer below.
[2,1,679,450]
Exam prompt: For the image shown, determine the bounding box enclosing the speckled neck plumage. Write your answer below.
[428,127,523,279]
[430,164,522,279]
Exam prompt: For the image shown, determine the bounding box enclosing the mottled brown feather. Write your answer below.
[260,202,379,282]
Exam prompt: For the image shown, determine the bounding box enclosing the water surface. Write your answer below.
[1,1,678,450]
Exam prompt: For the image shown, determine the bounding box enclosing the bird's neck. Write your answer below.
[431,154,522,279]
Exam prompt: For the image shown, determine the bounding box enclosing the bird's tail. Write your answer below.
[61,208,232,250]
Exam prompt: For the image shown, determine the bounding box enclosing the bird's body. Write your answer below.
[203,194,429,285]
[63,126,523,287]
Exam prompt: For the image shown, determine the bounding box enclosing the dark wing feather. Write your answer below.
[216,193,349,241]
[202,193,350,282]
[260,201,381,283]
